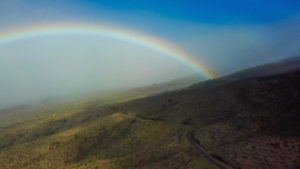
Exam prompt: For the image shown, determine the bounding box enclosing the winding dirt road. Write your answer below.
[186,131,233,169]
[133,114,232,169]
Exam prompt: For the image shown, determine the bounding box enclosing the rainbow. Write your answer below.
[0,23,215,79]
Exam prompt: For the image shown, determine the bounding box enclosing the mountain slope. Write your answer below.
[117,69,300,169]
[190,56,300,89]
[0,58,299,169]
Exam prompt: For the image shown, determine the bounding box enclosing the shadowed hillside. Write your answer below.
[116,63,300,169]
[120,69,300,137]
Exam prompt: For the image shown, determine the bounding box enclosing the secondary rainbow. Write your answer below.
[0,23,216,79]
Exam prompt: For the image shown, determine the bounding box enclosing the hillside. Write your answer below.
[0,74,203,128]
[118,69,300,169]
[0,59,299,169]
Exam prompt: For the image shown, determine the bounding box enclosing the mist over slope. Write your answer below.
[0,57,299,169]
[0,74,203,127]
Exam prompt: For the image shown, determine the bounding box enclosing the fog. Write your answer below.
[0,36,196,108]
[0,1,299,108]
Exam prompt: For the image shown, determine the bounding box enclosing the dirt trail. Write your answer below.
[133,114,233,169]
[186,131,233,169]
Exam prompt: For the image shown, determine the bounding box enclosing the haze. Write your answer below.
[0,0,299,108]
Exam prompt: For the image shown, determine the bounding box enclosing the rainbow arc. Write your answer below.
[0,23,216,79]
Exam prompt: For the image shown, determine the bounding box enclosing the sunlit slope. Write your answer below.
[0,110,216,169]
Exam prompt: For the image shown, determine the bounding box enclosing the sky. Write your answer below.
[0,0,299,108]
